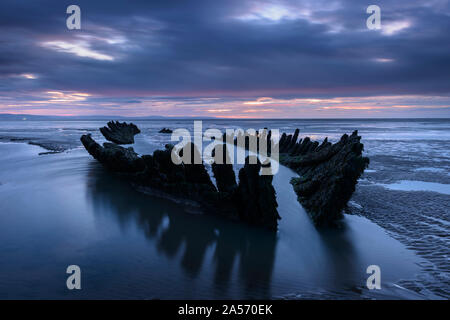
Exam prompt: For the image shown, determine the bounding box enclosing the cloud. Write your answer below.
[381,20,411,36]
[21,73,38,79]
[41,41,115,61]
[0,0,448,117]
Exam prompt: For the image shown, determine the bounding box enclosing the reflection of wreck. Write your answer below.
[81,122,368,228]
[86,167,277,298]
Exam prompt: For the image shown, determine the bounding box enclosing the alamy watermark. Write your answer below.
[170,121,280,175]
[366,5,381,30]
[66,5,81,30]
[66,5,382,32]
[66,265,81,290]
[366,265,381,290]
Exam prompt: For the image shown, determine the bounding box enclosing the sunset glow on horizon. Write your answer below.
[1,91,448,118]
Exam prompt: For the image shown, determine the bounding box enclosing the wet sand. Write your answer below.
[0,142,426,299]
[0,118,449,299]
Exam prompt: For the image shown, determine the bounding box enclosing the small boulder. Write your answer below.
[159,128,173,134]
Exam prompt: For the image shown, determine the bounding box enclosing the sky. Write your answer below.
[0,0,449,118]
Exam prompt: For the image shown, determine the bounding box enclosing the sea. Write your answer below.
[0,118,448,299]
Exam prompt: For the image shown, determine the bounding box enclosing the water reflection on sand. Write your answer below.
[0,138,425,299]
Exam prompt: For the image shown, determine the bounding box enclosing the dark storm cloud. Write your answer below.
[0,0,449,116]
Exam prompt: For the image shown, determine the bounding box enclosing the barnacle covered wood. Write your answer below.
[100,121,141,144]
[279,130,369,226]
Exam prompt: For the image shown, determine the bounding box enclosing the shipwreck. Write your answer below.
[81,121,368,229]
